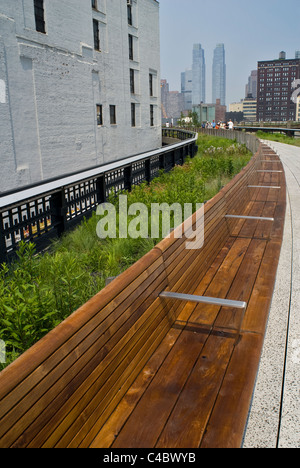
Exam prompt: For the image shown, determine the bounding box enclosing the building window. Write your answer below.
[129,34,133,60]
[92,0,97,9]
[96,105,103,126]
[130,69,135,94]
[110,105,116,125]
[93,19,100,50]
[131,103,136,127]
[150,105,154,126]
[34,0,46,34]
[127,3,133,25]
[149,74,153,97]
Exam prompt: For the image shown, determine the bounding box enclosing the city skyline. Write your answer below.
[159,0,300,106]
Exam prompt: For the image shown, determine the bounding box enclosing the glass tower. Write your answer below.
[192,44,206,105]
[181,69,193,111]
[212,43,226,106]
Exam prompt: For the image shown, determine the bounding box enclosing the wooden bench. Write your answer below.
[0,143,286,448]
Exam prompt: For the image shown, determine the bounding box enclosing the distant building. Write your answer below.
[193,103,215,123]
[193,99,226,124]
[215,99,226,122]
[212,44,226,106]
[243,96,257,121]
[296,96,300,122]
[226,111,244,124]
[229,102,244,113]
[161,79,170,119]
[181,69,193,111]
[245,70,258,99]
[161,79,184,122]
[192,44,206,105]
[257,52,300,122]
[167,91,185,120]
[0,0,161,192]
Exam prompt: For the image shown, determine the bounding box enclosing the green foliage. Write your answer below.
[256,130,300,147]
[0,135,251,369]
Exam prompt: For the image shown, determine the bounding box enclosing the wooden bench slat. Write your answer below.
[89,328,182,449]
[242,239,283,334]
[214,238,267,332]
[0,248,163,403]
[176,237,236,324]
[9,269,170,447]
[156,331,235,448]
[199,333,263,448]
[56,301,176,448]
[111,328,208,448]
[187,237,252,327]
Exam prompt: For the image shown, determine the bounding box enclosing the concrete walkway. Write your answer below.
[243,140,300,448]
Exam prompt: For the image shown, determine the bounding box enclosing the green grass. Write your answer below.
[0,135,252,369]
[256,130,300,147]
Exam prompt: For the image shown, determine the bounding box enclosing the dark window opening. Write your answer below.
[110,105,116,125]
[130,69,135,94]
[96,104,103,126]
[34,0,46,34]
[129,34,133,60]
[149,74,153,97]
[127,4,133,25]
[91,0,97,9]
[150,105,154,126]
[93,19,100,50]
[131,103,136,127]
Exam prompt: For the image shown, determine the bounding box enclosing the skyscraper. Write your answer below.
[212,43,226,106]
[181,69,193,111]
[245,70,258,99]
[192,44,206,105]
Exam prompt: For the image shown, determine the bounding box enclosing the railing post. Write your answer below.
[159,153,165,171]
[145,158,151,183]
[50,189,68,238]
[192,142,198,158]
[0,215,7,263]
[96,175,106,204]
[124,165,132,192]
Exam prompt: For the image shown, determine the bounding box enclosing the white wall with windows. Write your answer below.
[0,0,161,192]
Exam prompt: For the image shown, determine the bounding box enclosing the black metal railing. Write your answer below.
[235,126,300,138]
[162,128,197,141]
[0,129,197,262]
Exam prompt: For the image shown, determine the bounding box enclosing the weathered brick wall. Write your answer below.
[0,0,161,192]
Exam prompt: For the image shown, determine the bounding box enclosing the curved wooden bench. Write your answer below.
[0,142,286,448]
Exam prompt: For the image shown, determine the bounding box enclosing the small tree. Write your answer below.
[178,112,185,127]
[188,111,200,127]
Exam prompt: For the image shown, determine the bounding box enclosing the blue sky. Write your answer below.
[159,0,300,106]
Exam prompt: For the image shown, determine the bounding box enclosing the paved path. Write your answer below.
[243,140,300,448]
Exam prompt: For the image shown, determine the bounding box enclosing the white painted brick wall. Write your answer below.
[0,0,161,192]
